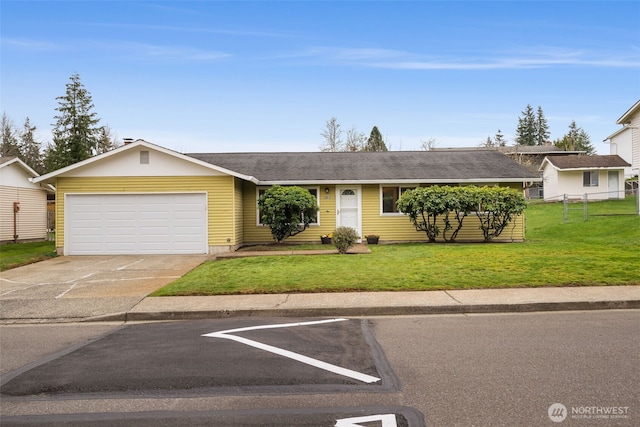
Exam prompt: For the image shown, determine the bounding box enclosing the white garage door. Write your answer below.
[66,193,207,255]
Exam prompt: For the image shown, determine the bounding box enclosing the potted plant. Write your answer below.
[365,234,380,244]
[320,233,332,244]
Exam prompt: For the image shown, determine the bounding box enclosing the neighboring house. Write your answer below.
[496,144,584,173]
[0,157,54,243]
[604,99,640,178]
[539,155,630,201]
[433,145,583,199]
[33,140,541,255]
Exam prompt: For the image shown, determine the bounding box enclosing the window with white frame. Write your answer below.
[583,171,599,187]
[257,187,319,225]
[381,185,417,214]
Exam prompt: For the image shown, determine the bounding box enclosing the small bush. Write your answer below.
[333,226,360,254]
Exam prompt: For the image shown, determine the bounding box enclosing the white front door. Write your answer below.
[336,186,361,238]
[608,171,620,199]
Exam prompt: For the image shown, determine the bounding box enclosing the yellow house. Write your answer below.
[33,140,541,255]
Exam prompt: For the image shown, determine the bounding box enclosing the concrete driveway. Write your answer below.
[0,255,212,323]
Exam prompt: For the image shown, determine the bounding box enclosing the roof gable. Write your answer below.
[0,156,39,178]
[33,140,255,184]
[0,156,54,192]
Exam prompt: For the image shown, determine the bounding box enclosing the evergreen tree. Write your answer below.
[45,73,102,172]
[494,129,507,147]
[515,104,536,146]
[19,117,44,174]
[480,136,494,148]
[535,106,550,146]
[363,126,388,151]
[1,113,21,158]
[554,120,595,154]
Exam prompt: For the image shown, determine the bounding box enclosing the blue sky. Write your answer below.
[1,1,639,154]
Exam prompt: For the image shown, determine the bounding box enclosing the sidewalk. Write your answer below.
[126,286,640,322]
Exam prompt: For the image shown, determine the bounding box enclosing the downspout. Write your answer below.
[13,202,20,243]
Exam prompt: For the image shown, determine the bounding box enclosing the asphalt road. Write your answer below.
[1,310,638,426]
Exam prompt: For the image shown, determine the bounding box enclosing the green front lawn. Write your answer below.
[153,198,640,296]
[0,241,57,271]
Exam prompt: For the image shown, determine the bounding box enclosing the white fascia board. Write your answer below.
[603,127,629,142]
[1,157,39,178]
[557,166,624,172]
[539,157,559,172]
[32,140,257,184]
[258,178,542,185]
[616,100,640,124]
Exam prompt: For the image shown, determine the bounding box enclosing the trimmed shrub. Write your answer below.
[333,226,360,254]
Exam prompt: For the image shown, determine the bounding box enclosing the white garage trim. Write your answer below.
[65,193,208,255]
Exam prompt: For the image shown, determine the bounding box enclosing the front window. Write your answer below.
[381,186,416,213]
[257,187,319,225]
[583,171,599,187]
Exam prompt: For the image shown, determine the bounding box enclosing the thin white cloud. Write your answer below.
[81,22,293,39]
[0,37,66,52]
[116,42,232,62]
[301,46,640,70]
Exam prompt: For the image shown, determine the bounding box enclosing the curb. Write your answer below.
[124,299,640,322]
[2,299,638,324]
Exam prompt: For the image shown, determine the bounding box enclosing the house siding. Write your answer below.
[544,170,624,201]
[54,176,236,253]
[242,182,337,244]
[0,186,47,242]
[632,116,640,173]
[233,178,244,247]
[242,182,526,244]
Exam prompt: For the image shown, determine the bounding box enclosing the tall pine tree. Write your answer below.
[363,126,388,151]
[1,113,20,158]
[515,104,536,146]
[19,117,44,174]
[535,106,550,146]
[45,73,102,172]
[554,120,595,154]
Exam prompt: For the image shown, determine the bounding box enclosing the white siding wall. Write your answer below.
[608,130,634,178]
[0,186,47,241]
[545,169,624,201]
[542,166,560,201]
[0,162,48,242]
[631,116,640,174]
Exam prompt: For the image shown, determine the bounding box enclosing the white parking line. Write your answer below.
[203,318,381,384]
[55,273,95,299]
[117,259,144,270]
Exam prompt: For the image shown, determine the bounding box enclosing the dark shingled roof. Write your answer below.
[186,150,540,183]
[544,155,630,170]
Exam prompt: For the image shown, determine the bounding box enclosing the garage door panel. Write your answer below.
[67,194,207,255]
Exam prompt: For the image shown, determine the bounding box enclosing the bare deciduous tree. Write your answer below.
[320,117,343,152]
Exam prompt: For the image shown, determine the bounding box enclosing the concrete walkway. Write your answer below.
[127,285,640,321]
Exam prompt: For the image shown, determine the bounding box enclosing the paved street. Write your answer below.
[1,310,638,426]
